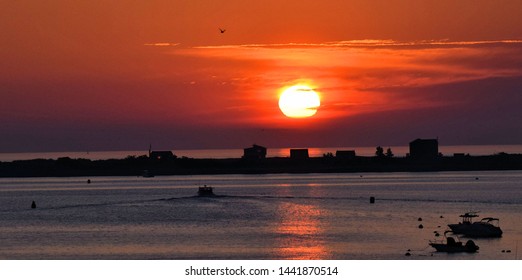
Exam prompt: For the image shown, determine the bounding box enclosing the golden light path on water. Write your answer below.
[275,202,329,259]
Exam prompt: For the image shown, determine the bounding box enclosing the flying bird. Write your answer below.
[219,28,226,34]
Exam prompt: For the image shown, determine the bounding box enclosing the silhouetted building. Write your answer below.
[336,150,356,159]
[290,149,309,159]
[409,139,438,159]
[243,144,267,159]
[149,151,176,160]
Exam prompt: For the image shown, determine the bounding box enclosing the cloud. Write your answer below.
[192,39,522,50]
[144,42,180,47]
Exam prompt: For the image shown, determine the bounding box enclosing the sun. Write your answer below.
[278,85,321,118]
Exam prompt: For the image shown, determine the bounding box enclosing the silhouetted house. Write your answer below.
[290,149,309,159]
[409,139,438,159]
[149,151,176,160]
[336,150,356,159]
[243,144,267,159]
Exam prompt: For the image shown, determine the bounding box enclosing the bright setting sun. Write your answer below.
[278,85,321,118]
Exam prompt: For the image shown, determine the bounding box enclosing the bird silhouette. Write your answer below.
[219,28,226,34]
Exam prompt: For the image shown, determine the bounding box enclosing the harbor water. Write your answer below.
[1,171,521,259]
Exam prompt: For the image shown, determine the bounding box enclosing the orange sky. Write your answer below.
[2,0,522,152]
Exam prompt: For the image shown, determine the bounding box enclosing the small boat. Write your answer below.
[142,170,155,178]
[448,212,503,237]
[197,185,215,197]
[429,231,479,253]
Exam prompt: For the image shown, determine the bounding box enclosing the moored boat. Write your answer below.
[141,170,155,178]
[448,212,502,237]
[429,231,479,253]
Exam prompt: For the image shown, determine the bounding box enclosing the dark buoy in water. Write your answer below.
[405,252,411,256]
[418,224,424,229]
[87,179,91,184]
[418,217,423,221]
[440,215,444,218]
[31,201,36,209]
[370,197,375,204]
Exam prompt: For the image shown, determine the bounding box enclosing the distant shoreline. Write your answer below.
[2,145,522,162]
[1,153,522,178]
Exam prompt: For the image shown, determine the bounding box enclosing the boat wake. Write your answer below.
[3,193,518,213]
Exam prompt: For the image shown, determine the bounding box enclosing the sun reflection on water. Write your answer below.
[274,201,330,259]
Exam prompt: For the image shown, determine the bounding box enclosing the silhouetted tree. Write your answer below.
[386,148,394,157]
[375,146,384,157]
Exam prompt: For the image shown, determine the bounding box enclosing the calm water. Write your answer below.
[1,171,521,260]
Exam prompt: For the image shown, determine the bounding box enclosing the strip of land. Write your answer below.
[1,154,522,177]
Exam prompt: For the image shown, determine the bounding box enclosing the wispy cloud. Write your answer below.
[192,39,522,50]
[144,42,180,47]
